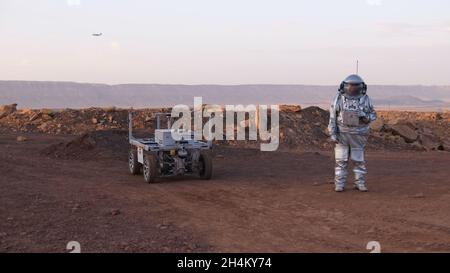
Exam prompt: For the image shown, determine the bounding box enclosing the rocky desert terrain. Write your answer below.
[0,103,449,252]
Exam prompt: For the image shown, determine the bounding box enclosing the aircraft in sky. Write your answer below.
[92,33,103,37]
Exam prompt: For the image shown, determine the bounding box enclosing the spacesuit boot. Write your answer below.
[353,161,368,192]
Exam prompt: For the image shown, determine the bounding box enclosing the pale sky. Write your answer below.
[1,0,450,85]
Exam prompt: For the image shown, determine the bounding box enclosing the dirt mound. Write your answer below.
[2,104,449,152]
[369,114,450,151]
[0,106,168,135]
[279,106,331,149]
[41,130,129,160]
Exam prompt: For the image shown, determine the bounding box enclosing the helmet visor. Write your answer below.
[343,83,363,96]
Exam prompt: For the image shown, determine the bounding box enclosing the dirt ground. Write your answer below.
[1,132,450,253]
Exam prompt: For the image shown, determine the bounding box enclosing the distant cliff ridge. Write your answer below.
[1,81,449,111]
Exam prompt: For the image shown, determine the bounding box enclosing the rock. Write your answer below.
[419,133,440,151]
[29,112,41,122]
[411,192,425,199]
[0,103,18,119]
[38,122,49,132]
[40,109,54,115]
[41,113,53,121]
[425,113,441,121]
[411,141,425,151]
[161,246,170,252]
[366,227,376,234]
[19,108,33,115]
[40,114,52,122]
[91,118,98,124]
[421,127,434,135]
[16,136,27,142]
[388,124,418,143]
[105,107,117,112]
[394,135,406,144]
[156,224,168,230]
[71,204,81,212]
[443,141,450,152]
[110,209,121,216]
[279,105,301,113]
[28,110,54,122]
[386,134,397,142]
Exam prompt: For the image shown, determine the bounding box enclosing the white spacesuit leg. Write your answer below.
[334,134,350,190]
[349,135,368,191]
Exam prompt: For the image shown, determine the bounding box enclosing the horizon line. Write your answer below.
[1,80,449,88]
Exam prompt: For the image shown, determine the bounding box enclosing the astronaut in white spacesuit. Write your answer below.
[328,74,377,192]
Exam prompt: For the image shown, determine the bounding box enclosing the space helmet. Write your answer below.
[338,74,367,98]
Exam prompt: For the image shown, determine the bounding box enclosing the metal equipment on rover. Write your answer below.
[128,111,213,183]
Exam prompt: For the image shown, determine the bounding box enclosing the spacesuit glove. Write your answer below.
[358,110,370,124]
[358,110,368,118]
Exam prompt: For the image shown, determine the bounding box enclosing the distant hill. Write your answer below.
[0,81,449,111]
[371,95,449,110]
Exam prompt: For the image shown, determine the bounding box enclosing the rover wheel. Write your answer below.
[198,151,213,180]
[128,148,141,175]
[143,153,158,183]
